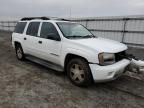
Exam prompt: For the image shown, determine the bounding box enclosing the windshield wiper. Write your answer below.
[66,35,96,39]
[66,35,84,39]
[82,35,96,38]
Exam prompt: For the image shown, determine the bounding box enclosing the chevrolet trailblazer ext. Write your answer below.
[12,17,130,86]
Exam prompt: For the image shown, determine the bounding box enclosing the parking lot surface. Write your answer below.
[0,31,144,108]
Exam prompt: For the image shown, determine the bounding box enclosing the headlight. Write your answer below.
[98,53,115,65]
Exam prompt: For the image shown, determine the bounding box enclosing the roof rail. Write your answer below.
[21,17,50,21]
[21,17,70,21]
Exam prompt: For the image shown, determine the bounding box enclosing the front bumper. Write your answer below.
[89,59,130,82]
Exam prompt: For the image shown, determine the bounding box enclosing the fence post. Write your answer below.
[0,21,2,30]
[8,21,10,31]
[85,20,88,28]
[1,21,4,31]
[122,18,129,43]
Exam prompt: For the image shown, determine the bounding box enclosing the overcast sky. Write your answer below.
[0,0,144,18]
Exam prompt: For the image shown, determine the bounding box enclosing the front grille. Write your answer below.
[115,51,126,62]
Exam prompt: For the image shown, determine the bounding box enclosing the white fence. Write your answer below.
[0,15,144,48]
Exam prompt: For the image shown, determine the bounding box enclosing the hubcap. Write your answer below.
[17,48,22,59]
[70,64,85,83]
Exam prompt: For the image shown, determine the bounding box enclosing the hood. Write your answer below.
[71,37,127,53]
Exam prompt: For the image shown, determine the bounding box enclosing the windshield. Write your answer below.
[57,22,96,39]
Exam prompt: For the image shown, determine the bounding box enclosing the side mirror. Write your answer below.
[47,33,61,41]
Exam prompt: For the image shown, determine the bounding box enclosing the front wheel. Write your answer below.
[66,58,93,86]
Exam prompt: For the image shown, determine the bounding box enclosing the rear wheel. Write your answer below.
[15,44,25,60]
[66,58,93,86]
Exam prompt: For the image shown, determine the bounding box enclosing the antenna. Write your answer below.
[69,6,72,19]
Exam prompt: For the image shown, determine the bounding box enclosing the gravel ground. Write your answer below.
[0,31,144,108]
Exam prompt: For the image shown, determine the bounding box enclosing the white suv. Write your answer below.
[12,17,130,86]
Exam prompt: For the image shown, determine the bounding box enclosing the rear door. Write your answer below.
[23,21,40,57]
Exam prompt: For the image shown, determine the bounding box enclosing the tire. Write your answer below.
[15,44,25,60]
[66,58,93,87]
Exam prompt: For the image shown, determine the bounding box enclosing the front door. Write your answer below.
[37,22,62,65]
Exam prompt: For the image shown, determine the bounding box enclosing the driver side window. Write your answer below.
[40,22,59,39]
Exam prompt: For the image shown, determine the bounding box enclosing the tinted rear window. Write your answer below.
[14,22,27,34]
[26,22,40,36]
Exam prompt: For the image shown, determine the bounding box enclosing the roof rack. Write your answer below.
[21,17,70,21]
[21,17,50,21]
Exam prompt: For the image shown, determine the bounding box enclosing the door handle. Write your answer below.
[24,37,27,40]
[38,41,42,44]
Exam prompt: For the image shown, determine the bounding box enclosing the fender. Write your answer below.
[12,33,24,51]
[60,47,99,67]
[13,39,22,48]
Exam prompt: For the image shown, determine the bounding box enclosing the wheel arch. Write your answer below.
[14,41,21,47]
[64,53,89,71]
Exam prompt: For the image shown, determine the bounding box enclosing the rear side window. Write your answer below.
[26,22,40,36]
[14,22,27,34]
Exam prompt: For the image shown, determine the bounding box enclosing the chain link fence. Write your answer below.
[0,21,17,32]
[71,16,144,48]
